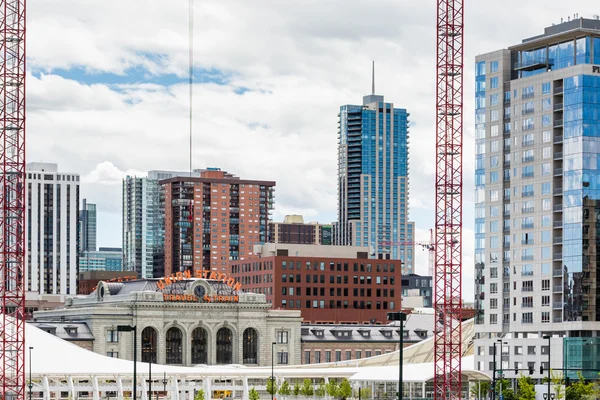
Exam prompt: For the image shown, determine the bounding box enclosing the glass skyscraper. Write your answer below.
[335,89,414,273]
[474,17,600,380]
[79,198,97,253]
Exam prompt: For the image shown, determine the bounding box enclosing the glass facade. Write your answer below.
[562,75,600,322]
[563,337,600,379]
[336,96,411,269]
[474,60,486,324]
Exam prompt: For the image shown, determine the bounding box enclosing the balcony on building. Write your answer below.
[514,58,552,72]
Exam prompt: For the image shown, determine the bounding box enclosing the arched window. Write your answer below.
[141,327,157,363]
[191,327,208,364]
[242,328,258,364]
[216,327,233,364]
[166,327,183,364]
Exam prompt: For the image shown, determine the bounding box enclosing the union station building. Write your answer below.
[32,274,302,367]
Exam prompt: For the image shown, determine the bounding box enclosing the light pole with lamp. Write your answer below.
[162,372,168,398]
[117,325,138,400]
[271,341,277,400]
[387,311,407,400]
[493,339,507,400]
[543,335,551,400]
[28,346,33,400]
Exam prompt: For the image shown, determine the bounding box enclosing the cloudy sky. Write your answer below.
[27,1,598,300]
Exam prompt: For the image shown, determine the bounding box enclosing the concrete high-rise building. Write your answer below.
[268,215,333,245]
[25,162,80,295]
[334,78,413,270]
[474,18,600,381]
[79,199,96,253]
[162,168,275,276]
[122,170,198,279]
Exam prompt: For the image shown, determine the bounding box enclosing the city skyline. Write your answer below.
[25,1,600,300]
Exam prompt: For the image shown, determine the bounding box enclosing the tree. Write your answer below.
[279,381,292,400]
[315,381,326,398]
[495,379,516,400]
[267,377,278,397]
[294,383,301,397]
[470,382,490,400]
[300,379,314,397]
[326,380,339,399]
[194,389,205,400]
[336,379,352,400]
[249,387,260,400]
[551,371,566,400]
[355,388,371,399]
[516,375,536,400]
[566,372,593,400]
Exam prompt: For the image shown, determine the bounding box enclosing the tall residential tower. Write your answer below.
[79,199,96,253]
[474,17,600,381]
[122,170,198,278]
[335,73,414,273]
[25,163,80,295]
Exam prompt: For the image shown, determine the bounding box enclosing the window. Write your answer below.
[277,351,289,364]
[356,350,362,359]
[107,351,119,358]
[166,327,184,365]
[325,351,331,363]
[490,77,499,89]
[242,328,258,364]
[543,146,552,159]
[490,155,499,167]
[542,296,550,306]
[277,330,289,344]
[490,298,498,309]
[336,350,342,362]
[491,124,499,137]
[522,296,533,308]
[107,329,119,343]
[542,163,551,175]
[490,283,498,294]
[543,130,551,143]
[304,351,311,364]
[490,314,497,324]
[522,312,533,323]
[542,115,551,127]
[542,82,551,94]
[514,346,523,355]
[528,346,536,355]
[542,312,550,323]
[490,94,499,106]
[542,279,550,291]
[490,61,499,73]
[542,98,551,111]
[542,183,551,195]
[315,351,321,363]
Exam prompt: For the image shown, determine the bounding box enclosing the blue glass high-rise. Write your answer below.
[335,90,413,271]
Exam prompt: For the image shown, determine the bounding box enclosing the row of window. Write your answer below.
[281,261,397,273]
[282,287,395,298]
[489,279,553,294]
[281,299,395,310]
[488,311,555,324]
[303,349,385,364]
[282,274,396,285]
[489,295,555,309]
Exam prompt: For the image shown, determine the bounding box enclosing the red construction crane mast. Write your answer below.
[0,1,27,400]
[434,0,463,399]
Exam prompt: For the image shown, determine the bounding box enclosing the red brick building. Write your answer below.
[230,243,402,324]
[161,168,275,276]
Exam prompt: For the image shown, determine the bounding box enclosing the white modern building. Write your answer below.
[474,17,600,380]
[122,170,198,278]
[25,162,80,295]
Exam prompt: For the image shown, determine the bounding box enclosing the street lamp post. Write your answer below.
[28,346,33,400]
[543,335,551,400]
[162,372,168,396]
[493,339,506,400]
[387,311,407,400]
[117,325,137,400]
[271,341,276,400]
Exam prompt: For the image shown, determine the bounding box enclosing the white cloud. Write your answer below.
[82,161,145,185]
[25,0,599,301]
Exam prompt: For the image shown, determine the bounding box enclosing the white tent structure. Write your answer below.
[10,321,489,400]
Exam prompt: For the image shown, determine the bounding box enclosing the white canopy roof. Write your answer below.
[349,355,490,382]
[9,320,489,383]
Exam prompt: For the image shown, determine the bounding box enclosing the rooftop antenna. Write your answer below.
[371,60,375,95]
[189,0,194,177]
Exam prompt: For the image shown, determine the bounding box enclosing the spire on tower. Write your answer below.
[372,60,375,95]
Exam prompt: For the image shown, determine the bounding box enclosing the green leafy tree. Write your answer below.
[293,383,301,397]
[551,371,566,400]
[194,389,205,400]
[516,375,536,400]
[470,381,490,400]
[495,379,516,400]
[279,381,292,400]
[315,381,326,398]
[326,380,339,399]
[336,379,352,400]
[249,387,260,400]
[566,372,593,400]
[355,388,371,399]
[267,377,278,397]
[300,379,314,397]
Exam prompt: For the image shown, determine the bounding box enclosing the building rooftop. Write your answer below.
[301,313,434,343]
[252,243,371,259]
[511,16,600,50]
[29,321,94,341]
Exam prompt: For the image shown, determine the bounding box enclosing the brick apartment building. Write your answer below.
[161,168,275,276]
[268,215,333,245]
[229,243,402,324]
